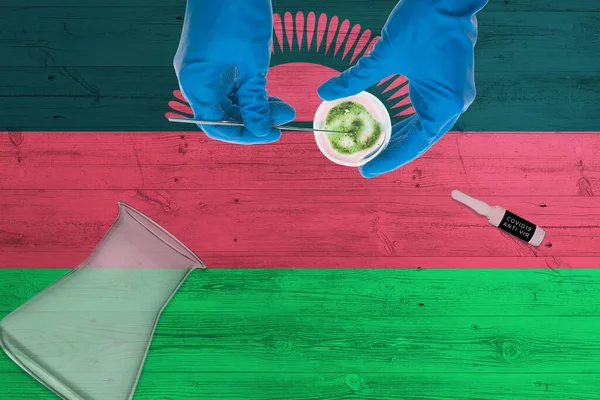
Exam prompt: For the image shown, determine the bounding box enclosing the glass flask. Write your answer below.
[0,202,205,400]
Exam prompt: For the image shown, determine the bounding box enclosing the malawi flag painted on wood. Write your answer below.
[1,4,600,399]
[1,0,599,269]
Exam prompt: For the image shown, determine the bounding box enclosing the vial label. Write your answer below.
[498,210,537,243]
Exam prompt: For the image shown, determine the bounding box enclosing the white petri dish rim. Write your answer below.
[313,91,392,167]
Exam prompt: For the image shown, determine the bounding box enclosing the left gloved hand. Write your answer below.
[174,0,296,145]
[317,0,488,177]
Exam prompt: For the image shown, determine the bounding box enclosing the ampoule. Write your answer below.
[451,190,545,247]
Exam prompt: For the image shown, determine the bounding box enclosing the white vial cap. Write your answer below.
[451,190,491,216]
[529,227,546,247]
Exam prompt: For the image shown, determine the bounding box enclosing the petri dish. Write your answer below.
[313,91,392,167]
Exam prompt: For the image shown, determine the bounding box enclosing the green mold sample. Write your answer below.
[324,101,382,155]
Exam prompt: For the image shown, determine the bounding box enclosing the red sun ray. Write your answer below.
[316,13,327,52]
[325,16,339,54]
[382,75,407,94]
[169,101,193,115]
[396,106,416,117]
[342,24,361,61]
[377,75,395,87]
[273,13,284,52]
[296,11,305,51]
[334,19,350,57]
[387,83,410,101]
[306,12,316,51]
[284,12,294,52]
[350,30,371,64]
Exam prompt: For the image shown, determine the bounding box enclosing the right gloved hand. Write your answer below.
[173,0,296,144]
[318,0,487,177]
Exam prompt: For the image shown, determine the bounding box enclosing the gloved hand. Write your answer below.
[318,0,487,177]
[174,0,296,144]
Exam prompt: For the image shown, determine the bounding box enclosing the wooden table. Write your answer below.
[1,0,599,398]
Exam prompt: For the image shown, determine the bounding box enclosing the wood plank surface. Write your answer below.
[1,7,598,70]
[1,371,598,399]
[1,4,600,131]
[1,131,599,194]
[4,268,600,318]
[1,0,600,10]
[1,190,599,268]
[1,67,599,131]
[2,269,600,399]
[1,130,599,268]
[1,0,600,399]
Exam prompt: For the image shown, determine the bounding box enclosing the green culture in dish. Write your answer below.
[324,101,382,155]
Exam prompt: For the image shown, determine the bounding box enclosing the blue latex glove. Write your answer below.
[174,0,296,144]
[318,0,487,177]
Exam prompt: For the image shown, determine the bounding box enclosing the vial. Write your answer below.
[451,190,546,247]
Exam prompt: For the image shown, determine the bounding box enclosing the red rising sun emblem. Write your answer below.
[166,11,415,124]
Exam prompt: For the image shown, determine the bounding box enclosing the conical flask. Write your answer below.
[0,202,205,400]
